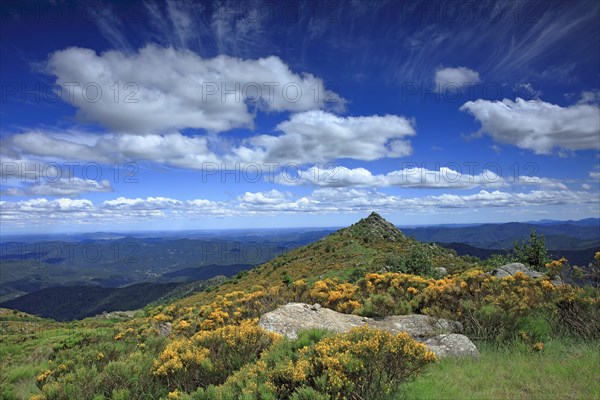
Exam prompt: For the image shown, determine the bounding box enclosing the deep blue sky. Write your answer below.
[1,0,599,233]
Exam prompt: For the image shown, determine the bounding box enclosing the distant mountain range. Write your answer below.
[3,218,597,243]
[522,218,600,227]
[1,217,597,320]
[0,230,333,302]
[0,227,337,243]
[401,220,599,250]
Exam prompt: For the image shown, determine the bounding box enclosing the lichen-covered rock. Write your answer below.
[259,303,479,358]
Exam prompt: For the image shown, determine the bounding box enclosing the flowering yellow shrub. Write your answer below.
[195,326,437,399]
[546,258,568,278]
[153,337,212,391]
[553,284,600,338]
[299,326,437,399]
[165,285,293,334]
[199,308,229,330]
[173,319,191,332]
[361,272,434,296]
[36,369,53,386]
[152,313,172,323]
[35,363,69,391]
[305,279,361,313]
[153,319,278,391]
[233,268,598,341]
[113,327,137,341]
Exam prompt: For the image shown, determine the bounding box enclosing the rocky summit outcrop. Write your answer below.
[345,212,406,242]
[259,303,479,358]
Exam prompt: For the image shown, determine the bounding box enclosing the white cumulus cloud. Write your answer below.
[3,111,416,167]
[4,131,218,168]
[2,188,597,229]
[238,190,291,205]
[435,67,480,91]
[234,111,416,163]
[275,165,566,190]
[460,98,600,154]
[46,45,345,133]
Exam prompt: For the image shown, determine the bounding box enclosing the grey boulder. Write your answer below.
[491,262,562,285]
[491,262,544,279]
[259,303,478,358]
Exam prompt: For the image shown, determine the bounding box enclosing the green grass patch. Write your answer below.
[398,339,600,400]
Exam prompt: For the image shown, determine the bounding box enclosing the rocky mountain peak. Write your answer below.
[343,212,405,242]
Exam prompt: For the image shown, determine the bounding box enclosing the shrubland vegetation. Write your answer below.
[1,215,598,399]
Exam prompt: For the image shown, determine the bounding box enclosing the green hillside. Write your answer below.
[178,212,475,307]
[1,213,598,400]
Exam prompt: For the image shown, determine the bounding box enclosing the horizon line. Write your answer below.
[1,217,598,238]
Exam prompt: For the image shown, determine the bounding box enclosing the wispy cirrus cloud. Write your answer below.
[94,2,134,53]
[390,0,599,84]
[72,0,600,87]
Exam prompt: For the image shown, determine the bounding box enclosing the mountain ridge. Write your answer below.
[177,212,474,307]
